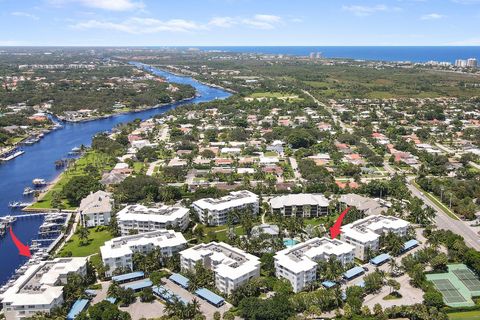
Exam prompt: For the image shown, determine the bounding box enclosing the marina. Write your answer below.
[0,212,69,295]
[0,149,25,162]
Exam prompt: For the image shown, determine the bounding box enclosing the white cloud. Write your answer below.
[208,17,237,28]
[342,4,400,16]
[420,13,445,20]
[71,17,204,34]
[49,0,144,11]
[242,14,282,29]
[445,38,480,45]
[71,14,285,34]
[451,0,480,4]
[11,11,39,20]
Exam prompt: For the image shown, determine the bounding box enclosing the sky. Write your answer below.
[1,0,480,46]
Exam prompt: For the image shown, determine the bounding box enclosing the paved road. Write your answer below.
[289,157,303,181]
[407,178,480,251]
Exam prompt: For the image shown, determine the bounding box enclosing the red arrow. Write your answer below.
[330,207,351,239]
[9,227,31,258]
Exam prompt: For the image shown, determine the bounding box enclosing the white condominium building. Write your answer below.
[341,215,410,261]
[1,258,87,320]
[180,242,260,294]
[100,230,187,277]
[269,193,330,217]
[79,190,113,227]
[274,237,355,293]
[117,204,190,235]
[192,190,259,226]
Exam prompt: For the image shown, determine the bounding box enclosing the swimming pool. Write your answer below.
[283,238,298,247]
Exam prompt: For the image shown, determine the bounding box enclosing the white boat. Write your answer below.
[9,201,31,208]
[32,178,47,186]
[23,187,35,195]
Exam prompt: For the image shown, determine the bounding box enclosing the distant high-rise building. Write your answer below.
[309,52,315,59]
[467,58,477,68]
[316,52,322,59]
[455,59,468,67]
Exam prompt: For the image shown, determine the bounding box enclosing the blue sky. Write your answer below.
[1,0,480,46]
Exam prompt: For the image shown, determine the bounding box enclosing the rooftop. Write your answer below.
[181,242,260,280]
[1,258,87,307]
[270,193,329,209]
[193,190,258,211]
[79,190,112,215]
[101,229,187,260]
[117,204,189,224]
[341,215,409,243]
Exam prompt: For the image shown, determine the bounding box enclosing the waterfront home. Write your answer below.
[79,191,113,227]
[1,258,87,320]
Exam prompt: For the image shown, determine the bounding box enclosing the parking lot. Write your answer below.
[162,277,232,319]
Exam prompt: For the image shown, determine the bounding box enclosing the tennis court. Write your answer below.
[453,269,480,292]
[431,279,467,304]
[426,264,480,307]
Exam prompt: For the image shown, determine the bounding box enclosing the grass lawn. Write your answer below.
[133,162,144,174]
[264,151,278,157]
[29,151,113,210]
[448,311,480,320]
[215,226,245,242]
[59,228,113,257]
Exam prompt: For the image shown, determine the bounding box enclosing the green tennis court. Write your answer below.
[453,269,480,292]
[431,279,467,304]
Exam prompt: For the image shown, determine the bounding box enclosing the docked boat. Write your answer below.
[23,187,35,195]
[32,178,47,186]
[0,148,25,162]
[9,201,31,208]
[0,215,17,237]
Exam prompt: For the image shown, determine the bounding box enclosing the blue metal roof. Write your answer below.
[370,253,391,265]
[153,286,188,304]
[169,273,190,288]
[195,288,225,306]
[122,279,153,291]
[403,239,419,251]
[67,299,89,320]
[105,297,116,304]
[344,266,365,279]
[112,271,145,282]
[322,281,336,288]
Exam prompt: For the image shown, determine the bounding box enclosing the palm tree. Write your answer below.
[388,259,398,276]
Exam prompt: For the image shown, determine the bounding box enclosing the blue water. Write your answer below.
[194,46,480,63]
[0,65,230,285]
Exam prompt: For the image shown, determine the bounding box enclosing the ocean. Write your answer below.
[193,46,480,63]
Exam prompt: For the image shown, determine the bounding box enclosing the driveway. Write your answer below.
[162,277,232,319]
